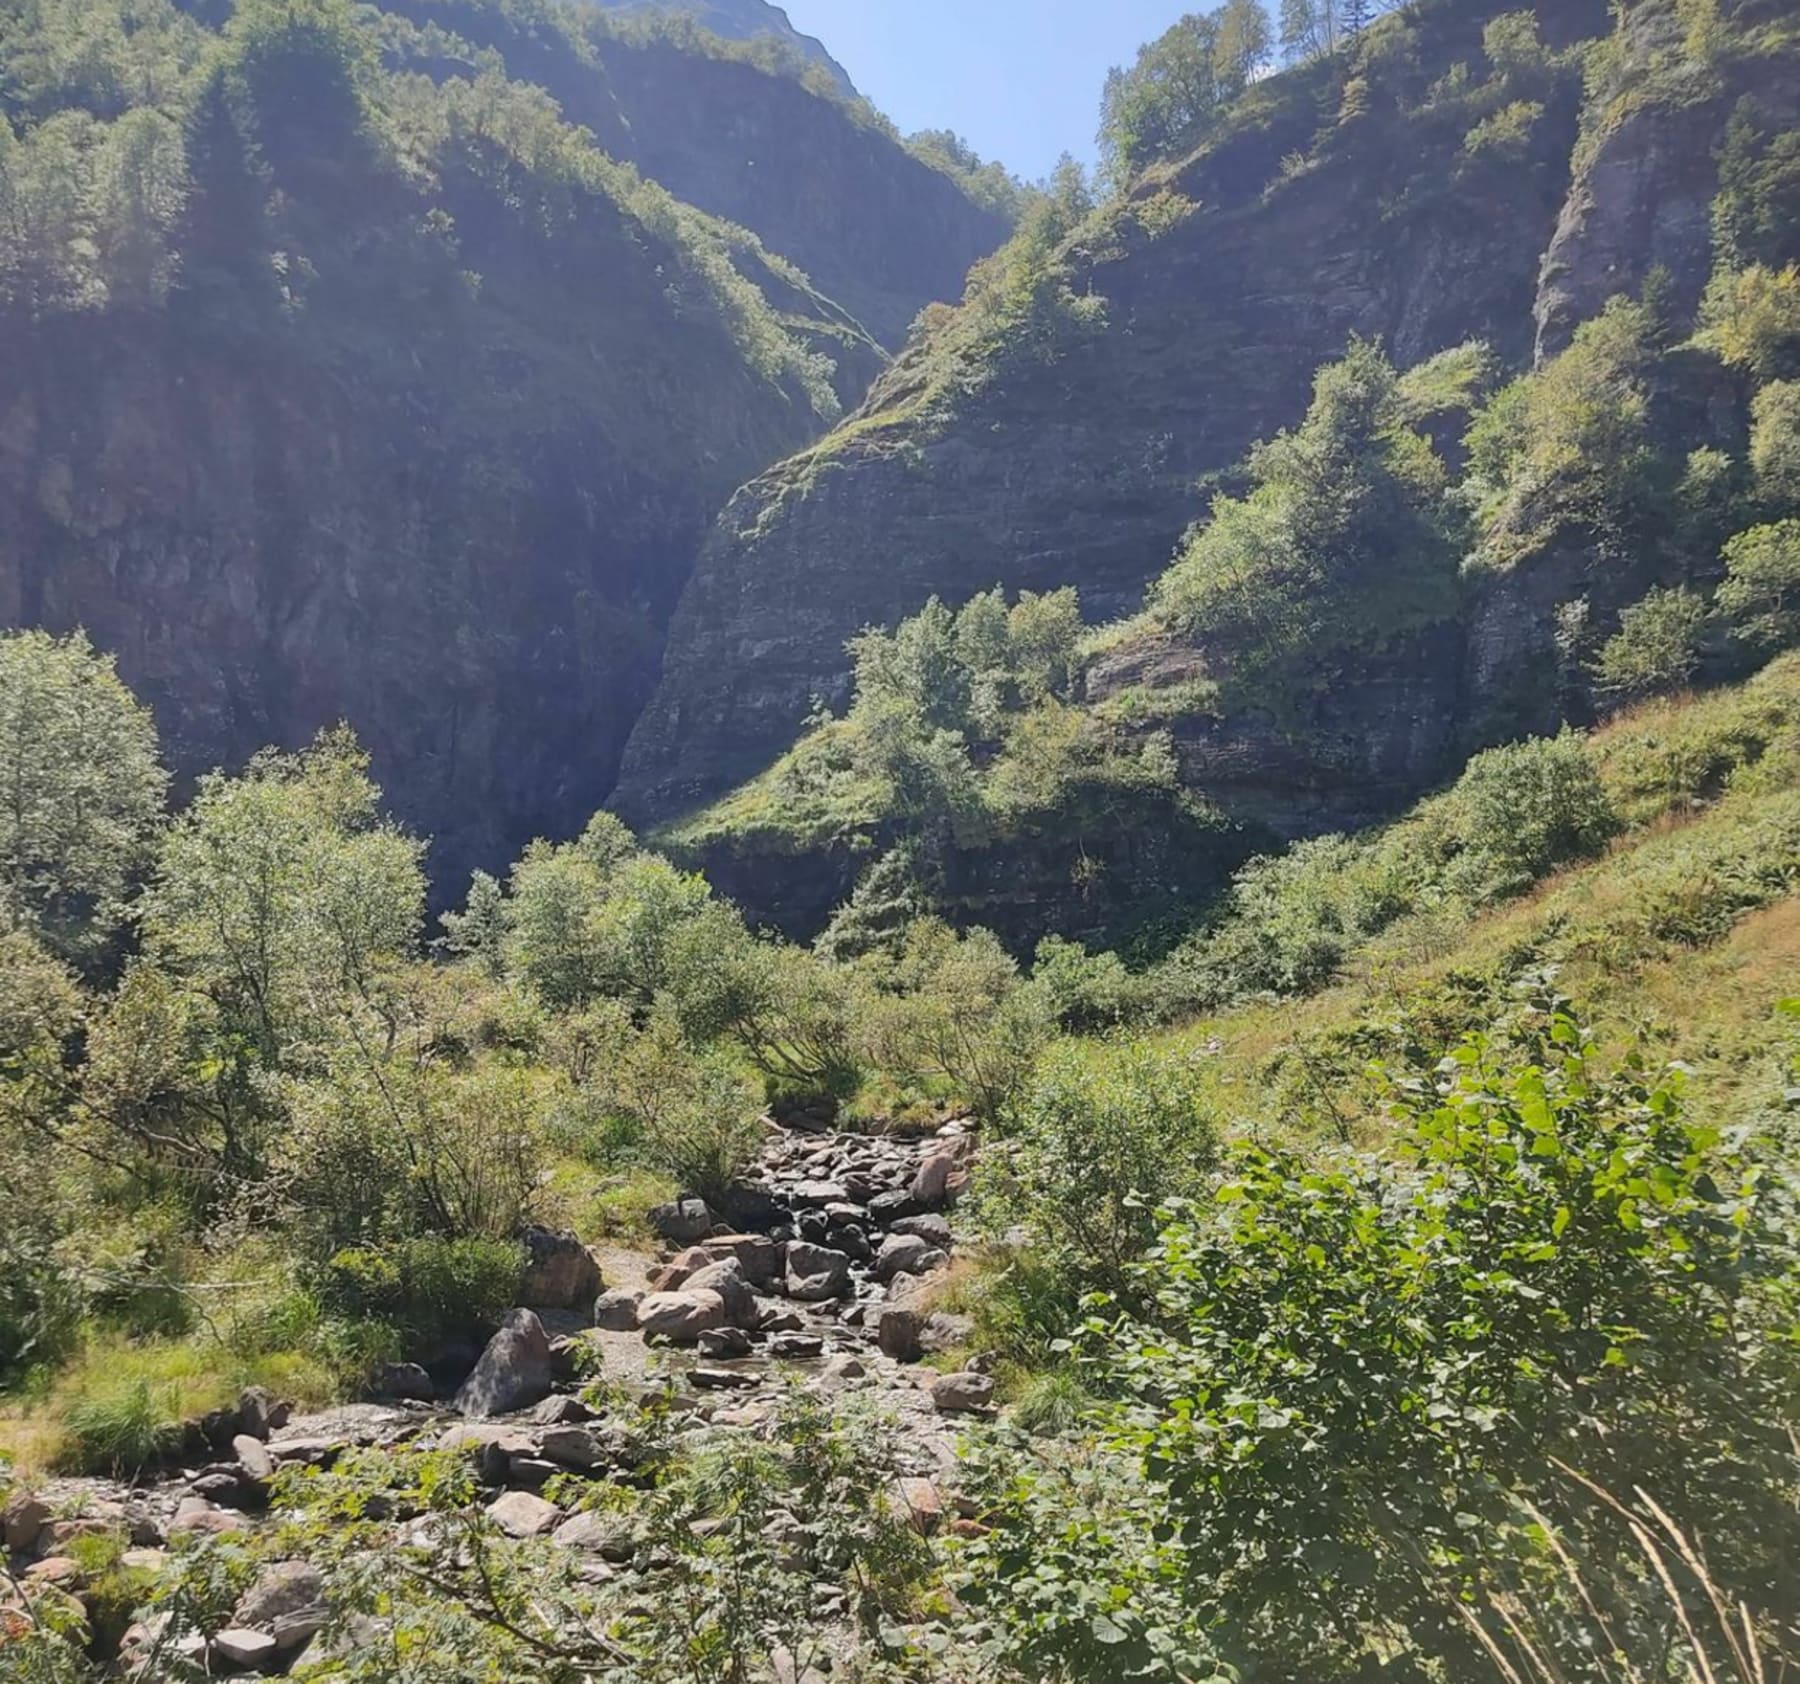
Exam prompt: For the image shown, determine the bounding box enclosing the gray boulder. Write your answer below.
[488,1491,560,1538]
[889,1213,952,1247]
[636,1289,727,1342]
[234,1562,327,1652]
[785,1242,851,1302]
[873,1233,945,1282]
[594,1288,645,1331]
[681,1259,759,1329]
[456,1311,555,1419]
[518,1228,604,1311]
[648,1198,715,1245]
[930,1372,996,1414]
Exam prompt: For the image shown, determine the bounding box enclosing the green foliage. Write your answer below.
[314,1235,521,1350]
[0,630,166,959]
[853,921,1052,1126]
[1152,338,1457,705]
[143,727,425,1065]
[1700,261,1800,380]
[60,1375,180,1476]
[1159,731,1617,1013]
[1714,96,1800,274]
[1098,1,1272,186]
[1592,583,1711,700]
[979,1038,1217,1290]
[1468,297,1661,567]
[1750,379,1800,507]
[1719,519,1800,650]
[1447,729,1620,894]
[1027,936,1145,1033]
[1083,994,1795,1683]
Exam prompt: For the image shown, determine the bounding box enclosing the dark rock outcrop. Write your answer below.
[614,0,1615,827]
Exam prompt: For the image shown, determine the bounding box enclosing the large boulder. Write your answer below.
[233,1562,327,1653]
[784,1242,852,1303]
[876,1306,923,1362]
[681,1260,760,1329]
[648,1198,715,1245]
[873,1234,945,1282]
[930,1372,995,1414]
[699,1234,785,1289]
[488,1491,560,1539]
[594,1288,645,1331]
[636,1289,727,1342]
[518,1229,604,1311]
[888,1213,952,1247]
[456,1311,555,1419]
[910,1139,974,1210]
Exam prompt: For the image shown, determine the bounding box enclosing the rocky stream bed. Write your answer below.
[2,1119,993,1675]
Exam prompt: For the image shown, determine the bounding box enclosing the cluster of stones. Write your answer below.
[1,1388,345,1673]
[593,1121,993,1415]
[1,1121,998,1675]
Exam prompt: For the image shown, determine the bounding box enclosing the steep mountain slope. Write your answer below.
[379,0,1008,346]
[591,0,857,98]
[614,0,1619,824]
[0,0,1005,890]
[625,0,1799,949]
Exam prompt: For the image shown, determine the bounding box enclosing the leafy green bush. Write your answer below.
[315,1235,522,1352]
[1751,380,1800,506]
[978,1038,1216,1291]
[1080,996,1795,1683]
[1446,729,1619,895]
[1592,583,1710,700]
[1719,519,1800,651]
[1153,339,1457,706]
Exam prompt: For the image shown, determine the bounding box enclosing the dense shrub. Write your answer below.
[1719,519,1800,650]
[314,1235,522,1349]
[1592,583,1710,700]
[978,1038,1217,1290]
[1077,997,1796,1683]
[1446,729,1619,894]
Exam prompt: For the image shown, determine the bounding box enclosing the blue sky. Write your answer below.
[777,1,1195,182]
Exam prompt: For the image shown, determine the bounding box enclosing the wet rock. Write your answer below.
[648,1198,715,1245]
[930,1372,995,1414]
[769,1334,825,1360]
[757,1301,805,1333]
[488,1491,560,1539]
[637,1289,727,1342]
[785,1242,851,1302]
[697,1326,754,1359]
[817,1354,866,1389]
[234,1562,327,1652]
[533,1395,595,1427]
[457,1310,555,1419]
[832,1226,873,1262]
[519,1227,605,1311]
[594,1288,645,1331]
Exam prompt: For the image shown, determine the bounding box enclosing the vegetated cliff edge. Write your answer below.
[0,0,1008,892]
[591,0,858,100]
[609,0,1654,831]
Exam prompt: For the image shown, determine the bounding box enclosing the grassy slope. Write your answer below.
[1162,656,1800,1148]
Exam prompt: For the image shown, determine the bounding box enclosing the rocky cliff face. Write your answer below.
[614,0,1616,827]
[596,39,1010,346]
[0,0,1011,892]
